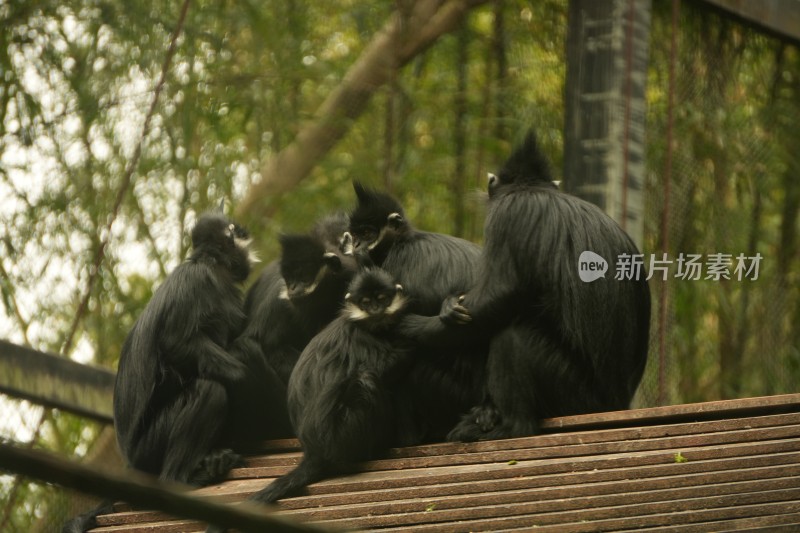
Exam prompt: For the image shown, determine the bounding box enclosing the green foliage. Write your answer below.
[1,0,799,529]
[641,1,800,406]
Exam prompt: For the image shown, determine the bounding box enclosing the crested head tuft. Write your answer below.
[497,130,553,185]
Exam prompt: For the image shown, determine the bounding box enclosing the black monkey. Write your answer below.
[230,213,356,388]
[113,212,256,485]
[206,268,412,531]
[401,132,651,441]
[64,212,261,532]
[347,182,487,444]
[348,182,482,315]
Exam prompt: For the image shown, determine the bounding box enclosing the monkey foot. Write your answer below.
[446,405,503,442]
[189,448,244,486]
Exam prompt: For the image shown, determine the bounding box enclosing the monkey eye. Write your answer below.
[376,294,387,302]
[360,297,371,307]
[357,228,377,242]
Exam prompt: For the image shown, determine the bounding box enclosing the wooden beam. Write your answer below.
[703,0,800,44]
[0,340,114,423]
[0,442,332,533]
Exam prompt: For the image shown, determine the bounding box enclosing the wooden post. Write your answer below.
[563,0,652,250]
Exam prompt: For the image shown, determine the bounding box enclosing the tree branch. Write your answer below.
[236,0,489,221]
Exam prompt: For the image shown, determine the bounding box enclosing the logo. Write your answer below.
[578,251,608,283]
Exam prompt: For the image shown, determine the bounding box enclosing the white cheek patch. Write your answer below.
[282,264,329,300]
[234,236,260,263]
[344,301,370,322]
[384,293,407,316]
[278,279,290,301]
[367,225,390,251]
[300,264,329,296]
[234,236,253,248]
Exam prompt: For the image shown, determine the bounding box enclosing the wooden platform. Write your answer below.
[92,394,800,532]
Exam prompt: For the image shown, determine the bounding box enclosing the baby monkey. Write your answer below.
[206,267,412,531]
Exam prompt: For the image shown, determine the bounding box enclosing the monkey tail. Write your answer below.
[205,458,325,532]
[250,456,326,505]
[61,500,115,533]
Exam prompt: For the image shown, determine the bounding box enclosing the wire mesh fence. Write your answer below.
[1,1,799,531]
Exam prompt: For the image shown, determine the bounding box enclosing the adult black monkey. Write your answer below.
[348,182,482,315]
[206,268,412,531]
[401,132,651,441]
[348,183,486,444]
[113,212,258,484]
[230,213,356,388]
[65,211,262,532]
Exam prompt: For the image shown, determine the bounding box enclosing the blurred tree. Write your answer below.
[2,0,798,530]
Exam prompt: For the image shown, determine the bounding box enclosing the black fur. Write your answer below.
[206,268,412,531]
[348,183,486,444]
[61,501,115,533]
[113,213,255,484]
[230,213,356,389]
[402,132,651,441]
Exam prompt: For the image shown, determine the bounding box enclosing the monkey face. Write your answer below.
[279,234,343,300]
[349,181,409,258]
[343,268,406,328]
[190,214,254,281]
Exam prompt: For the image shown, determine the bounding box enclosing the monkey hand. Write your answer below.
[439,294,471,325]
[199,347,249,383]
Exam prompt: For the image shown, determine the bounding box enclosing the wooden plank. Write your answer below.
[93,519,201,533]
[616,512,800,532]
[280,476,800,527]
[194,440,800,501]
[233,416,800,484]
[104,451,800,526]
[226,422,800,483]
[0,339,115,423]
[0,442,330,533]
[702,0,800,45]
[378,499,800,532]
[246,394,800,456]
[386,410,800,459]
[246,411,800,468]
[102,464,800,528]
[101,442,800,529]
[540,393,800,430]
[268,462,800,512]
[92,395,800,532]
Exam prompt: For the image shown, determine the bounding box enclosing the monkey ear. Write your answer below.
[344,292,351,301]
[340,232,355,256]
[387,212,404,229]
[395,284,403,293]
[323,252,342,272]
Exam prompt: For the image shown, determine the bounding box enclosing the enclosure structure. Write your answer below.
[2,0,800,530]
[91,394,800,531]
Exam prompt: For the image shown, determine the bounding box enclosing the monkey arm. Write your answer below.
[185,335,248,383]
[396,247,518,348]
[160,309,248,384]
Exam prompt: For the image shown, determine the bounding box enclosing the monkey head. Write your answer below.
[343,267,406,330]
[279,234,344,300]
[190,213,255,282]
[348,181,409,263]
